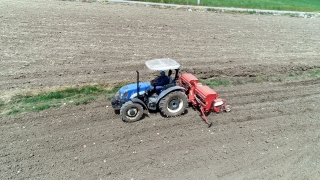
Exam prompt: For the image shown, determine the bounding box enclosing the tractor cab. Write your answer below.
[145,58,180,95]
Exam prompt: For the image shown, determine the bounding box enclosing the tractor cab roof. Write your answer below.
[145,58,180,71]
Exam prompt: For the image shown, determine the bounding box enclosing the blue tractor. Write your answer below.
[111,58,188,122]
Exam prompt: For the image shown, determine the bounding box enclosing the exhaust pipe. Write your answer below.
[136,71,140,97]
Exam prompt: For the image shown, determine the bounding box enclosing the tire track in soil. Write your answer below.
[216,79,320,124]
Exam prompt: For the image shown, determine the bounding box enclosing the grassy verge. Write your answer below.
[309,68,320,77]
[1,85,120,116]
[200,75,281,88]
[134,0,320,12]
[200,79,230,87]
[201,68,320,88]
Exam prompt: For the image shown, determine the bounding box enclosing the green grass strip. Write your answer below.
[135,0,320,12]
[23,86,106,103]
[0,100,4,108]
[200,79,231,87]
[309,68,320,77]
[7,109,20,115]
[2,85,120,116]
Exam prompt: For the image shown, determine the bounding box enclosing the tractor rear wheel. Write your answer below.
[120,101,144,123]
[159,91,188,117]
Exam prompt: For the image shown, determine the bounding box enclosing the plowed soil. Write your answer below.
[1,0,320,179]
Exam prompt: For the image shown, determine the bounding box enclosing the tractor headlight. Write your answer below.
[121,91,128,99]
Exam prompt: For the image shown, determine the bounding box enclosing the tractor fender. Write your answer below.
[130,98,148,110]
[156,86,185,104]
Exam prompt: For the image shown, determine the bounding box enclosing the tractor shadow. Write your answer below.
[114,109,120,114]
[116,109,190,123]
[115,109,149,123]
[138,113,149,121]
[157,108,189,118]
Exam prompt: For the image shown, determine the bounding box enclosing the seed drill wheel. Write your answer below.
[159,91,188,117]
[225,105,232,112]
[120,101,143,122]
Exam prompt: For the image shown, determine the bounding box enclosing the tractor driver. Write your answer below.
[152,71,169,94]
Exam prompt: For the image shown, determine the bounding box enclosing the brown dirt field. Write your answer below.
[1,0,320,179]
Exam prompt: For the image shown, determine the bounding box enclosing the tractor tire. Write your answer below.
[120,101,144,123]
[159,91,188,117]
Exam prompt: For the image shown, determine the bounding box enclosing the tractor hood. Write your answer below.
[117,81,152,100]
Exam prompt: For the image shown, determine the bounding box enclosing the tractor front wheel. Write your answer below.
[120,101,144,123]
[159,91,188,117]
